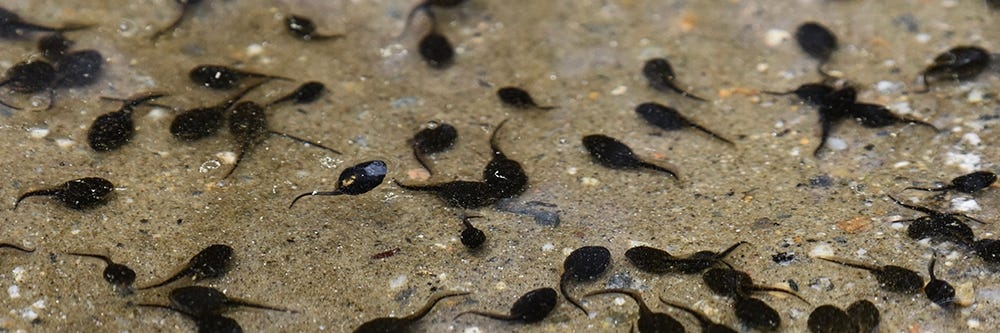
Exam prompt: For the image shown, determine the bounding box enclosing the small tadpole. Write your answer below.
[733,296,782,331]
[394,179,500,209]
[807,304,857,333]
[170,82,265,141]
[289,160,387,208]
[88,92,167,152]
[169,285,297,317]
[916,46,992,92]
[845,299,880,333]
[136,303,243,333]
[584,289,685,333]
[0,243,35,253]
[816,256,923,294]
[0,60,56,110]
[924,254,956,310]
[482,119,528,199]
[701,268,808,302]
[0,7,91,39]
[659,298,738,333]
[265,81,326,107]
[150,0,206,40]
[285,14,343,41]
[188,65,289,90]
[15,177,114,210]
[66,252,136,294]
[223,101,342,179]
[460,215,486,250]
[626,241,746,274]
[399,0,469,37]
[139,244,234,290]
[905,171,997,195]
[887,195,981,247]
[418,30,454,69]
[409,121,458,176]
[354,291,470,333]
[582,134,679,179]
[849,103,938,131]
[454,288,557,324]
[560,246,611,316]
[794,22,839,77]
[496,87,556,110]
[635,102,734,145]
[642,57,707,101]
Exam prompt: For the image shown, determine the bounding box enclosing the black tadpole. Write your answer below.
[924,254,956,310]
[139,244,234,290]
[817,256,923,294]
[849,103,939,131]
[905,171,997,194]
[846,300,880,333]
[460,215,486,249]
[659,298,738,333]
[88,92,167,152]
[136,303,244,333]
[15,177,114,210]
[289,160,388,208]
[795,22,839,77]
[38,33,74,61]
[887,195,980,246]
[0,243,35,253]
[285,14,343,41]
[642,57,707,101]
[170,286,296,317]
[482,119,528,199]
[66,252,136,293]
[497,87,556,110]
[454,288,557,324]
[916,46,992,92]
[701,268,808,303]
[418,30,454,69]
[394,179,500,209]
[582,134,679,179]
[733,297,781,331]
[626,241,745,274]
[560,246,611,316]
[266,81,326,107]
[635,102,734,145]
[189,65,289,90]
[354,291,469,333]
[585,289,685,333]
[807,304,857,333]
[410,121,458,175]
[55,49,104,88]
[170,82,264,141]
[0,60,56,110]
[150,0,206,40]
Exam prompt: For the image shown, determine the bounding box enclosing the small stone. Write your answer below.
[610,85,627,95]
[809,243,834,258]
[765,29,790,46]
[29,128,49,139]
[950,197,980,212]
[827,138,847,150]
[954,281,975,307]
[837,216,872,233]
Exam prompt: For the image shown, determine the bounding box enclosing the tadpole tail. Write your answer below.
[397,1,433,40]
[413,148,435,176]
[638,162,679,180]
[288,190,343,208]
[269,131,342,154]
[813,114,835,158]
[665,82,708,102]
[584,288,647,313]
[14,188,61,210]
[561,278,590,317]
[717,241,748,259]
[66,252,112,264]
[886,194,939,215]
[490,119,511,158]
[659,297,713,327]
[902,185,949,193]
[42,89,56,111]
[150,1,197,41]
[221,81,267,110]
[904,118,940,133]
[536,105,558,111]
[0,97,25,111]
[760,89,794,96]
[229,299,298,313]
[689,123,735,145]
[393,179,446,192]
[137,269,190,290]
[0,244,36,253]
[816,256,877,272]
[453,310,514,321]
[748,285,810,304]
[54,22,95,33]
[407,291,470,321]
[911,73,931,94]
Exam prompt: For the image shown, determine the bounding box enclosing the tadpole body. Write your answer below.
[906,171,997,194]
[807,305,857,333]
[560,246,611,316]
[455,288,556,324]
[817,256,923,294]
[582,134,679,179]
[170,82,264,141]
[410,122,457,175]
[87,92,167,151]
[289,160,387,208]
[354,291,469,333]
[285,15,343,41]
[701,268,807,302]
[888,195,980,247]
[223,101,341,178]
[795,22,839,76]
[918,46,992,91]
[482,119,528,199]
[170,286,295,317]
[395,180,500,209]
[845,300,880,333]
[418,30,454,69]
[497,87,556,110]
[15,177,114,210]
[460,215,486,250]
[733,297,781,331]
[266,81,326,107]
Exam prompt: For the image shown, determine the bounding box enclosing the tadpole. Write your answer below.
[223,101,342,178]
[54,49,104,88]
[917,46,992,92]
[733,297,781,331]
[139,244,233,290]
[701,268,807,302]
[151,0,206,40]
[170,82,264,141]
[849,103,938,131]
[265,81,326,107]
[400,0,469,36]
[354,291,469,333]
[626,241,745,274]
[0,7,90,39]
[845,299,879,333]
[454,288,557,324]
[285,14,343,41]
[807,305,857,333]
[817,256,923,294]
[38,33,74,61]
[482,119,528,199]
[924,254,955,310]
[659,298,738,333]
[560,246,611,316]
[795,22,839,76]
[394,180,500,209]
[0,60,56,110]
[0,243,35,253]
[409,121,457,175]
[87,92,167,151]
[635,102,734,145]
[189,65,288,90]
[66,252,136,293]
[887,195,981,246]
[170,286,296,317]
[582,134,679,179]
[585,289,685,333]
[497,87,556,110]
[642,57,707,101]
[460,215,486,250]
[15,177,114,210]
[905,171,997,194]
[418,30,454,69]
[289,160,387,208]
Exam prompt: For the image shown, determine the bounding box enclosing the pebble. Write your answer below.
[389,274,407,289]
[809,243,834,258]
[961,133,981,146]
[765,29,790,46]
[463,327,482,333]
[8,285,20,298]
[610,85,627,95]
[580,177,599,186]
[955,281,975,307]
[967,89,984,103]
[29,128,49,139]
[945,152,981,172]
[826,138,847,151]
[950,197,980,212]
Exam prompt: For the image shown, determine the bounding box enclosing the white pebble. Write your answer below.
[389,275,407,289]
[826,138,847,150]
[951,197,981,212]
[19,308,37,321]
[216,151,237,164]
[961,133,981,146]
[756,63,769,72]
[580,177,599,186]
[55,138,75,148]
[610,85,627,95]
[967,89,985,103]
[566,167,578,175]
[28,128,49,139]
[875,81,901,94]
[31,299,45,309]
[541,243,555,251]
[915,33,931,43]
[967,318,981,329]
[945,152,981,172]
[12,267,25,282]
[809,244,834,258]
[146,108,168,121]
[246,43,264,57]
[893,161,911,168]
[8,285,20,299]
[463,327,482,333]
[764,29,790,47]
[613,297,626,306]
